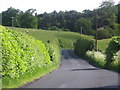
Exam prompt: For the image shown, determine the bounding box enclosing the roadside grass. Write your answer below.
[2,64,58,88]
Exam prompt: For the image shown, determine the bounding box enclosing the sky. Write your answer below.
[0,0,119,14]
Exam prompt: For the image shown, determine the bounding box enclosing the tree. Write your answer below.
[20,9,38,28]
[96,28,112,39]
[99,0,115,8]
[75,18,92,34]
[2,7,22,27]
[82,9,94,19]
[98,1,117,27]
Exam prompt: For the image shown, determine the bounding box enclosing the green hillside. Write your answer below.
[6,27,93,49]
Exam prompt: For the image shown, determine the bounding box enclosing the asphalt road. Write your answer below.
[23,49,120,88]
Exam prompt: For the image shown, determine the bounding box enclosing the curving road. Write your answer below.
[23,49,120,88]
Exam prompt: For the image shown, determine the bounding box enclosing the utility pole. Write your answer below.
[80,26,82,34]
[95,12,98,51]
[11,17,14,27]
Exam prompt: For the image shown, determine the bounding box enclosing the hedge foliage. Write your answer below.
[85,37,120,72]
[1,26,61,88]
[1,25,53,78]
[106,36,120,63]
[74,36,94,57]
[105,36,120,72]
[45,42,60,67]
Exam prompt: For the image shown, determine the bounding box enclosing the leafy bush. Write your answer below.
[86,50,106,68]
[74,36,94,57]
[1,25,61,88]
[1,25,52,78]
[106,36,120,63]
[45,42,60,66]
[105,37,120,72]
[96,28,112,39]
[109,23,120,36]
[108,50,120,72]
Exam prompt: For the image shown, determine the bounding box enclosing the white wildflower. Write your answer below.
[113,50,120,61]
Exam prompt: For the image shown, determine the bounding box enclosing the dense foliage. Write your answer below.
[2,1,119,38]
[20,10,38,28]
[45,42,60,66]
[2,8,38,28]
[96,27,112,39]
[1,25,51,78]
[85,37,120,72]
[110,50,120,72]
[74,36,94,57]
[75,18,92,35]
[106,36,120,63]
[86,50,106,68]
[1,26,60,88]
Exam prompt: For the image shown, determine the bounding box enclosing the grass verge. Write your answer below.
[2,64,58,88]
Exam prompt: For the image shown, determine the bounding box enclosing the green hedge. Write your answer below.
[45,42,60,67]
[1,26,60,88]
[106,36,120,63]
[85,37,120,72]
[105,36,120,72]
[74,36,94,57]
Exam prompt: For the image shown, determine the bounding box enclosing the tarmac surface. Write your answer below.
[23,49,120,88]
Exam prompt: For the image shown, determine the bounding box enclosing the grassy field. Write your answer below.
[98,39,111,52]
[6,27,94,49]
[6,27,111,52]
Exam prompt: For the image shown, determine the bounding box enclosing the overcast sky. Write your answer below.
[0,0,119,14]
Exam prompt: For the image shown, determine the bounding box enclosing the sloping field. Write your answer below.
[6,27,93,49]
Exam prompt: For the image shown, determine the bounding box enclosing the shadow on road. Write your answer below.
[71,68,100,71]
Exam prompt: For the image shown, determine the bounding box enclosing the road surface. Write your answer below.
[23,49,120,88]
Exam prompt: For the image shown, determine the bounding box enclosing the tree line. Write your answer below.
[2,1,120,39]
